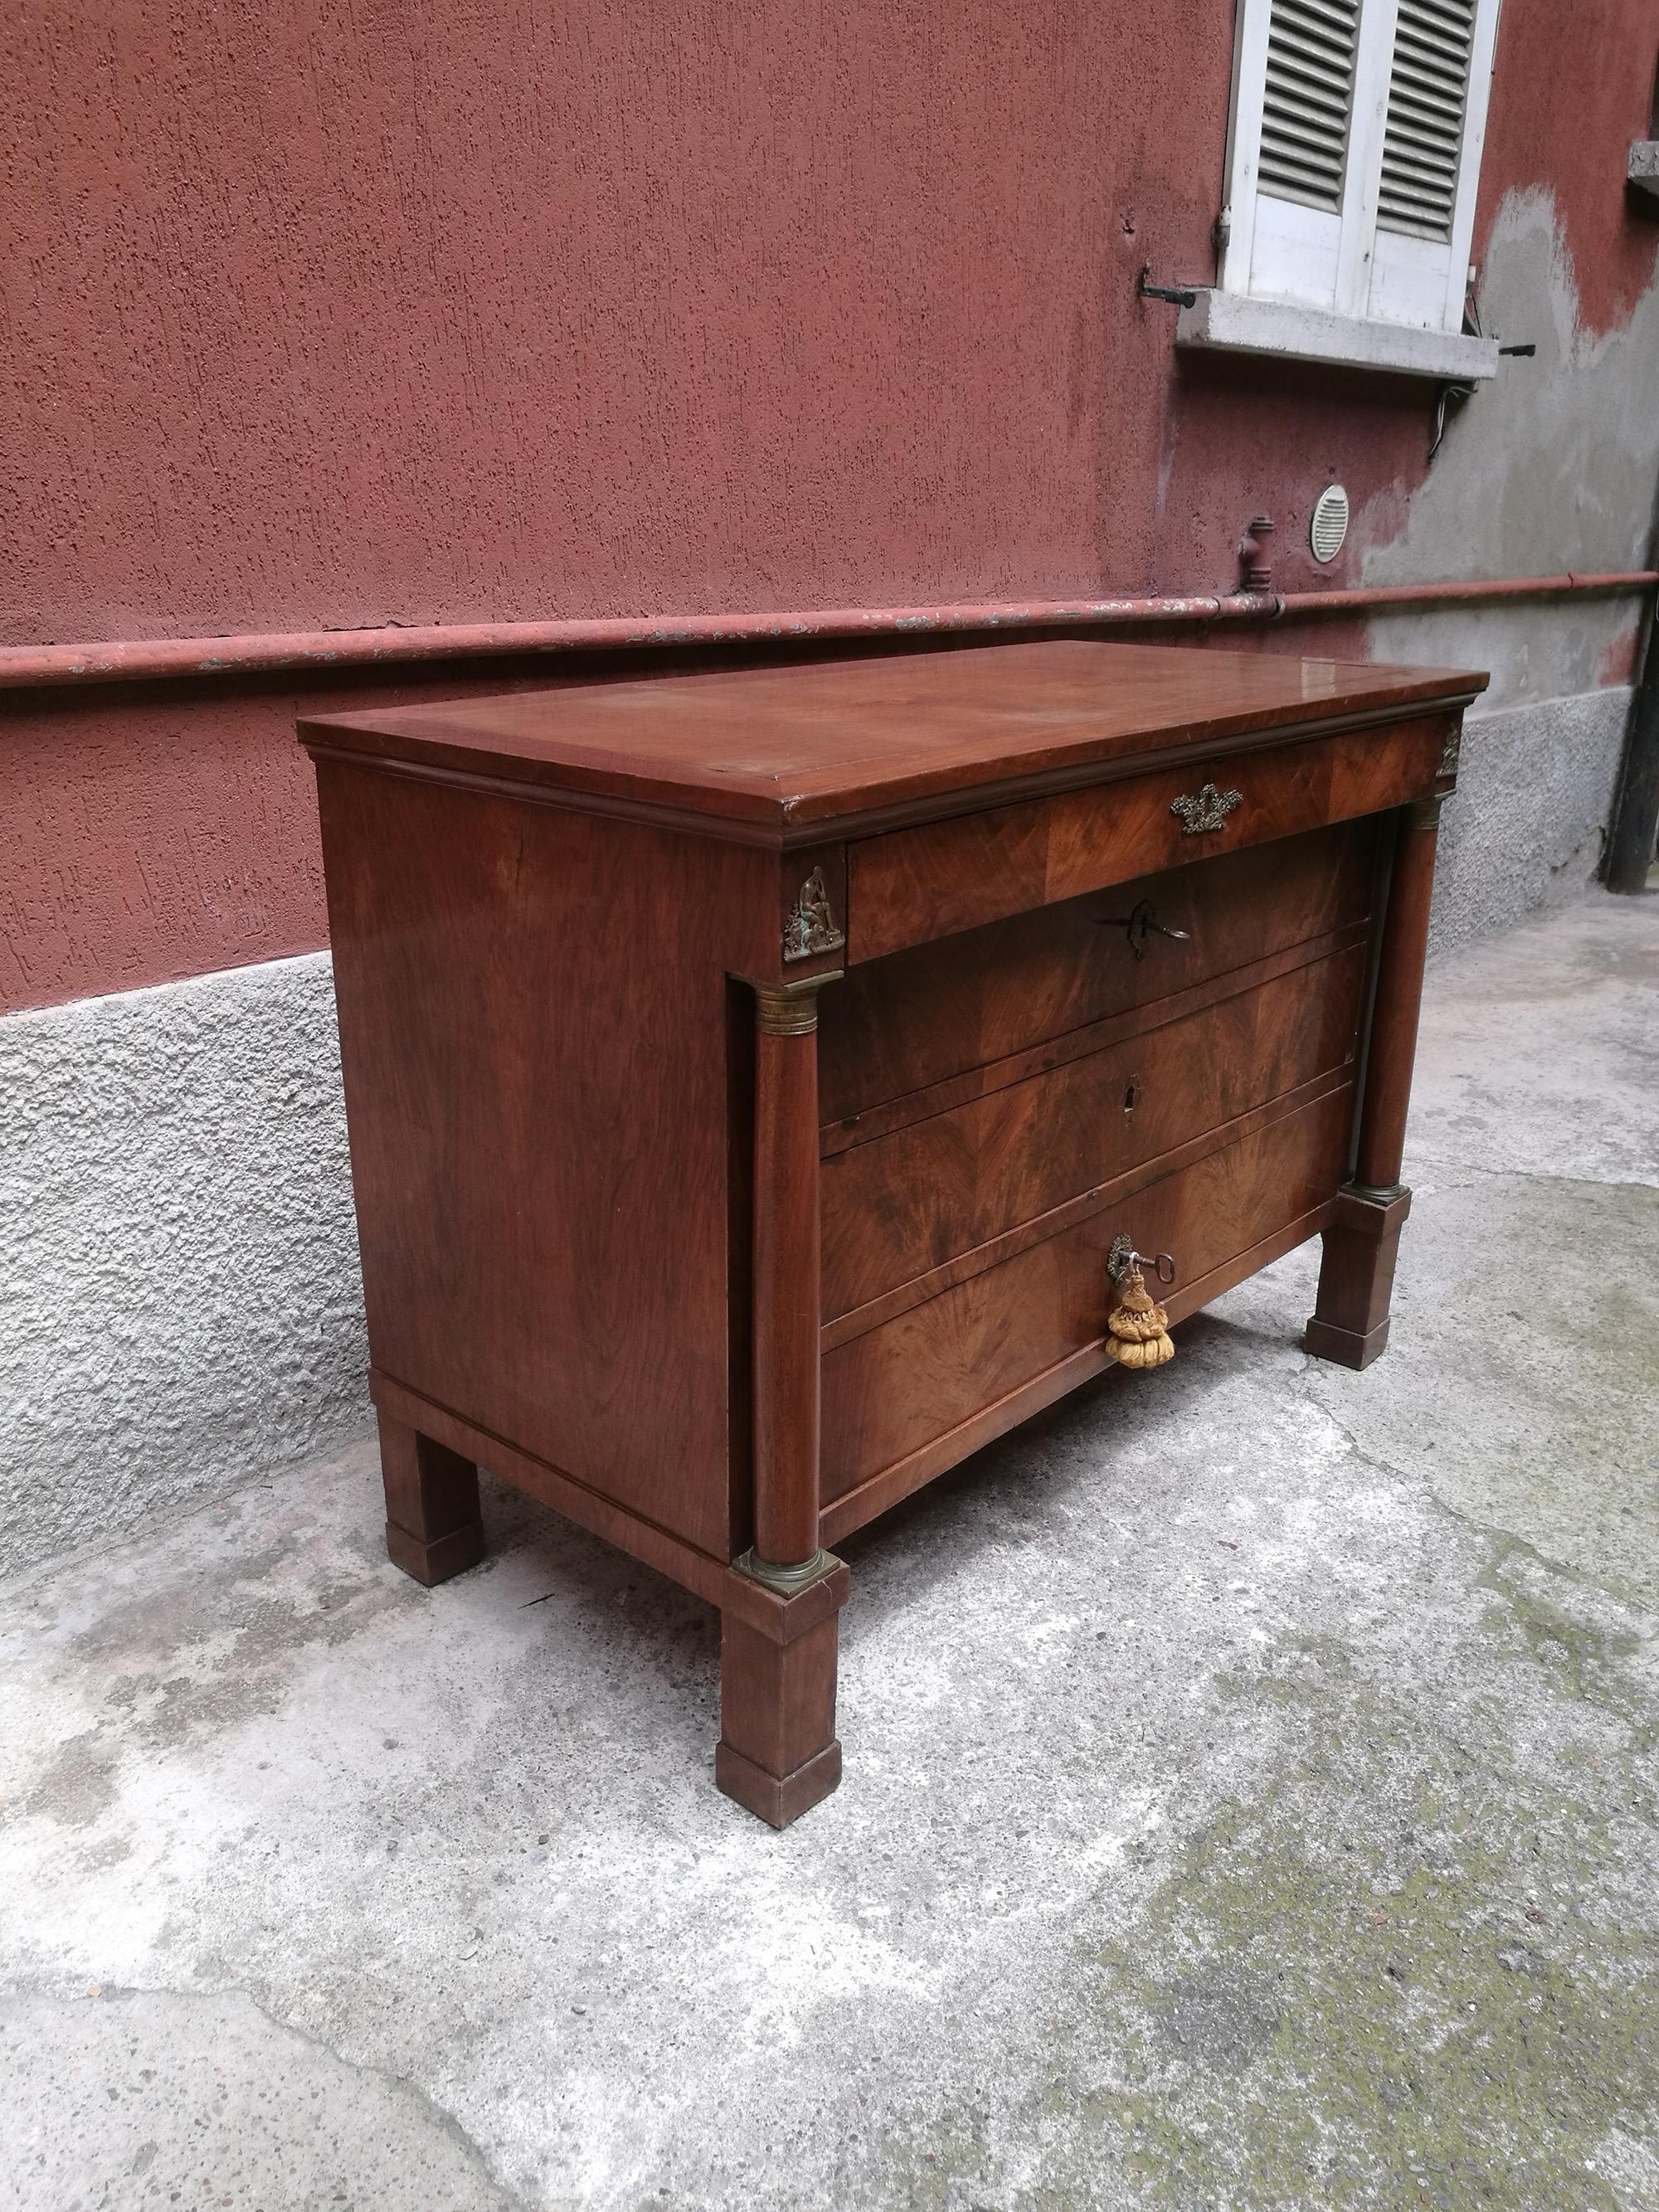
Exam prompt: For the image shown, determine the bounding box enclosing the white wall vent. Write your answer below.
[1311,483,1350,562]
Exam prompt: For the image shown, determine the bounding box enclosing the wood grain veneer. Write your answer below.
[302,639,1481,1826]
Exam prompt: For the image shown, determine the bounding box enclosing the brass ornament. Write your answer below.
[747,973,841,1036]
[1437,727,1462,780]
[782,868,846,963]
[733,1546,838,1597]
[1170,782,1243,835]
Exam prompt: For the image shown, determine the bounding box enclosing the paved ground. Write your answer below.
[2,890,1656,2212]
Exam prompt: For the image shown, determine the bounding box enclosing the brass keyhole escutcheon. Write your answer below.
[1124,1077,1141,1115]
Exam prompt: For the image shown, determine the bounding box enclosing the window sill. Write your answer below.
[1630,141,1659,205]
[1175,289,1501,382]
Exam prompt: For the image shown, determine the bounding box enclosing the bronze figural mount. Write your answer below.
[300,639,1483,1827]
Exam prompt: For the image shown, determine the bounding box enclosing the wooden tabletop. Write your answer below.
[299,639,1486,839]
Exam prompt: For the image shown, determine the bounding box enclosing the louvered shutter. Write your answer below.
[1220,0,1502,333]
[1377,0,1477,238]
[1222,0,1390,314]
[1258,0,1362,214]
[1366,0,1500,331]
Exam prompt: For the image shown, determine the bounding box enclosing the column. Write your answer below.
[1306,796,1441,1369]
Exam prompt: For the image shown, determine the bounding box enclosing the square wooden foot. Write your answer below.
[1304,1313,1392,1369]
[715,1738,843,1828]
[377,1410,485,1587]
[1305,1185,1412,1371]
[717,1567,848,1830]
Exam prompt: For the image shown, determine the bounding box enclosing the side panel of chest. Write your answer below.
[315,760,768,1562]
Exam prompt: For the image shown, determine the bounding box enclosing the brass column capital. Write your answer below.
[743,971,843,1037]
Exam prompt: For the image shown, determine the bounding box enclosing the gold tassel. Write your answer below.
[1105,1258,1175,1370]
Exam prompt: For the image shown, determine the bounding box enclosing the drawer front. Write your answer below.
[819,819,1377,1129]
[846,711,1450,962]
[820,940,1365,1323]
[819,1084,1352,1533]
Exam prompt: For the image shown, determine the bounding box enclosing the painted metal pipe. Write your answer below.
[1,571,1653,691]
[1276,572,1658,616]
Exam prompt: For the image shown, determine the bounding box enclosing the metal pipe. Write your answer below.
[1,571,1653,692]
[1277,572,1658,616]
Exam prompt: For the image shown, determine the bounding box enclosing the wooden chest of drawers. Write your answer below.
[301,639,1481,1826]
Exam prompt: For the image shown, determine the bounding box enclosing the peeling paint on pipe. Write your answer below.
[1277,574,1659,617]
[1,574,1653,692]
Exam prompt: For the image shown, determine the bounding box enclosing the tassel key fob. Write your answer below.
[1105,1237,1176,1370]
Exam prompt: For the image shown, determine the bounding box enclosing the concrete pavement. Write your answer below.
[2,889,1656,2211]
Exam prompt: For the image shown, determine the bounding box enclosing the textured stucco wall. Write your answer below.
[1429,686,1634,955]
[1360,192,1659,712]
[5,1,1656,1013]
[0,955,367,1578]
[0,0,1464,644]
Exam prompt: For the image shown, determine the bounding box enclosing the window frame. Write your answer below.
[1218,0,1504,338]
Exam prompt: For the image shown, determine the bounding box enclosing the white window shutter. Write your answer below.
[1222,0,1390,315]
[1377,0,1479,238]
[1221,0,1503,334]
[1366,0,1502,330]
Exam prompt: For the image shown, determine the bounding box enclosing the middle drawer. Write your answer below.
[820,938,1366,1325]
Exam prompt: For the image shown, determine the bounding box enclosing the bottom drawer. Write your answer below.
[819,1082,1352,1540]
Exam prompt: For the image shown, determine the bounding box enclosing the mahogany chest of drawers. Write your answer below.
[301,639,1482,1826]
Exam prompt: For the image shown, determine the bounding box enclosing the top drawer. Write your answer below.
[844,710,1452,962]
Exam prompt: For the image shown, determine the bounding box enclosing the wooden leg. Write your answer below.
[1308,795,1441,1370]
[1306,1186,1413,1369]
[378,1408,485,1585]
[716,1568,849,1828]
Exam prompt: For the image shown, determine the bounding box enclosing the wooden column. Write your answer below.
[718,970,848,1827]
[742,974,837,1585]
[1306,796,1441,1370]
[1352,795,1443,1197]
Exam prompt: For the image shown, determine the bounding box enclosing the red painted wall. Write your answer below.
[4,0,1657,1012]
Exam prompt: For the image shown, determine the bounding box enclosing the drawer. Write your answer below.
[820,939,1365,1323]
[819,1082,1353,1537]
[845,710,1451,962]
[819,819,1378,1128]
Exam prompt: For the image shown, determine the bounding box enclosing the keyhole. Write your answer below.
[1124,1077,1140,1115]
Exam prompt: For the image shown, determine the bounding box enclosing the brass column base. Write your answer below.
[732,1546,838,1597]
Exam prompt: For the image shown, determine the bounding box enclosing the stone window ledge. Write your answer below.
[1175,288,1501,382]
[1630,141,1659,204]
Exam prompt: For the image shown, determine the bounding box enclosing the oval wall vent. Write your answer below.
[1311,484,1350,564]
